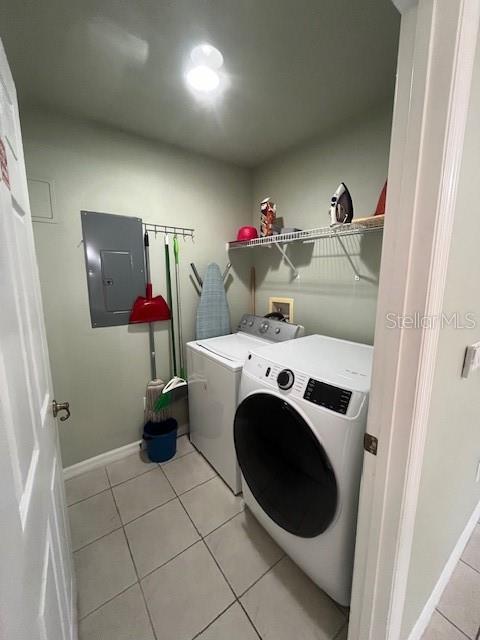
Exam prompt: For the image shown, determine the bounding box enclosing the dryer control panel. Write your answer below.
[242,351,368,419]
[303,379,352,415]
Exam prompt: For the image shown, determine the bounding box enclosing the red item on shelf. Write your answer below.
[236,226,258,241]
[374,181,387,216]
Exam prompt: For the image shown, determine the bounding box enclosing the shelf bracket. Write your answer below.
[335,236,361,280]
[275,243,299,279]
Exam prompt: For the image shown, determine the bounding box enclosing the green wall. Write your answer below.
[251,105,392,344]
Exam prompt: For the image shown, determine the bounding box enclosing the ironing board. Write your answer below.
[196,263,230,339]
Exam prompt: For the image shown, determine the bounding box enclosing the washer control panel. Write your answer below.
[303,378,352,414]
[237,314,304,342]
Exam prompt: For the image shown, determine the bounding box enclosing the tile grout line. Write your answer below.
[204,503,246,535]
[98,437,194,489]
[73,445,347,640]
[71,488,124,553]
[108,466,158,489]
[154,452,276,640]
[128,447,290,639]
[77,581,140,623]
[459,557,480,576]
[118,493,178,528]
[176,490,264,639]
[104,456,155,488]
[190,602,246,640]
[67,485,112,508]
[72,446,222,638]
[144,457,211,638]
[70,467,181,551]
[176,464,346,640]
[109,471,159,640]
[72,523,124,554]
[159,447,197,470]
[70,484,240,555]
[138,538,202,582]
[137,569,159,640]
[165,470,218,497]
[435,608,474,640]
[236,553,285,599]
[155,456,266,639]
[131,506,264,585]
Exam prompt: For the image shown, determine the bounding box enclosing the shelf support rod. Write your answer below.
[335,236,361,280]
[275,243,299,279]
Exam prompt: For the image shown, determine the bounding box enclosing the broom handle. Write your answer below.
[165,236,177,376]
[144,231,157,379]
[149,324,156,380]
[144,231,151,282]
[174,237,185,378]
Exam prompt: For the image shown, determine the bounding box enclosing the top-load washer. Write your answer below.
[234,334,373,605]
[186,315,304,494]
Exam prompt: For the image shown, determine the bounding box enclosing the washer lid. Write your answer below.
[195,332,269,364]
[249,334,374,393]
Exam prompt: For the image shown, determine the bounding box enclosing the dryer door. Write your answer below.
[234,393,337,538]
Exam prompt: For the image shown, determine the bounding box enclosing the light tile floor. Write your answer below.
[421,524,480,640]
[69,436,348,640]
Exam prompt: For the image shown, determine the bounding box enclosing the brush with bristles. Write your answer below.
[145,378,166,423]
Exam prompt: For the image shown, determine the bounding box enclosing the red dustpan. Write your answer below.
[130,232,171,323]
[130,282,170,323]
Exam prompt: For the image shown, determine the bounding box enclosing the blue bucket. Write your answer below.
[143,418,178,463]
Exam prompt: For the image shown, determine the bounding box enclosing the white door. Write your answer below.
[0,41,76,640]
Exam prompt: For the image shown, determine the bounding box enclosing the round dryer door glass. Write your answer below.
[234,393,338,538]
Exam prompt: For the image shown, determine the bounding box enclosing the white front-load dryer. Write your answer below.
[234,334,373,605]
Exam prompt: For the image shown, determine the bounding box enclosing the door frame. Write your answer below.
[349,1,480,639]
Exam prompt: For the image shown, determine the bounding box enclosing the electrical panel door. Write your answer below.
[81,211,145,327]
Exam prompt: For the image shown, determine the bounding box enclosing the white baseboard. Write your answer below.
[408,498,480,640]
[63,423,189,480]
[64,440,142,480]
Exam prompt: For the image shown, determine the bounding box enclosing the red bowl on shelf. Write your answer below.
[236,226,258,241]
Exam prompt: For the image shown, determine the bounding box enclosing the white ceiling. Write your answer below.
[1,0,400,167]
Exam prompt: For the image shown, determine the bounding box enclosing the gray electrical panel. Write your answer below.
[81,211,145,328]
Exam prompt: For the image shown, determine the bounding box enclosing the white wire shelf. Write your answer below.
[227,215,384,250]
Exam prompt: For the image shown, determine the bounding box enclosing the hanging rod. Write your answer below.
[143,222,195,239]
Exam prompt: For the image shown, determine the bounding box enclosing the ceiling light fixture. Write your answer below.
[185,43,225,96]
[190,43,224,70]
[186,65,220,93]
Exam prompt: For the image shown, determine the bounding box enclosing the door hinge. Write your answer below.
[364,433,378,456]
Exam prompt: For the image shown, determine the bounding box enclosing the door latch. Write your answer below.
[364,433,378,456]
[52,400,71,422]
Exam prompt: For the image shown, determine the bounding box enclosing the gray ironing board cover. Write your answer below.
[196,263,231,339]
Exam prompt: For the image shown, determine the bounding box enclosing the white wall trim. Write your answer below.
[63,423,189,479]
[350,1,480,639]
[408,499,480,640]
[63,440,142,479]
[388,1,480,636]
